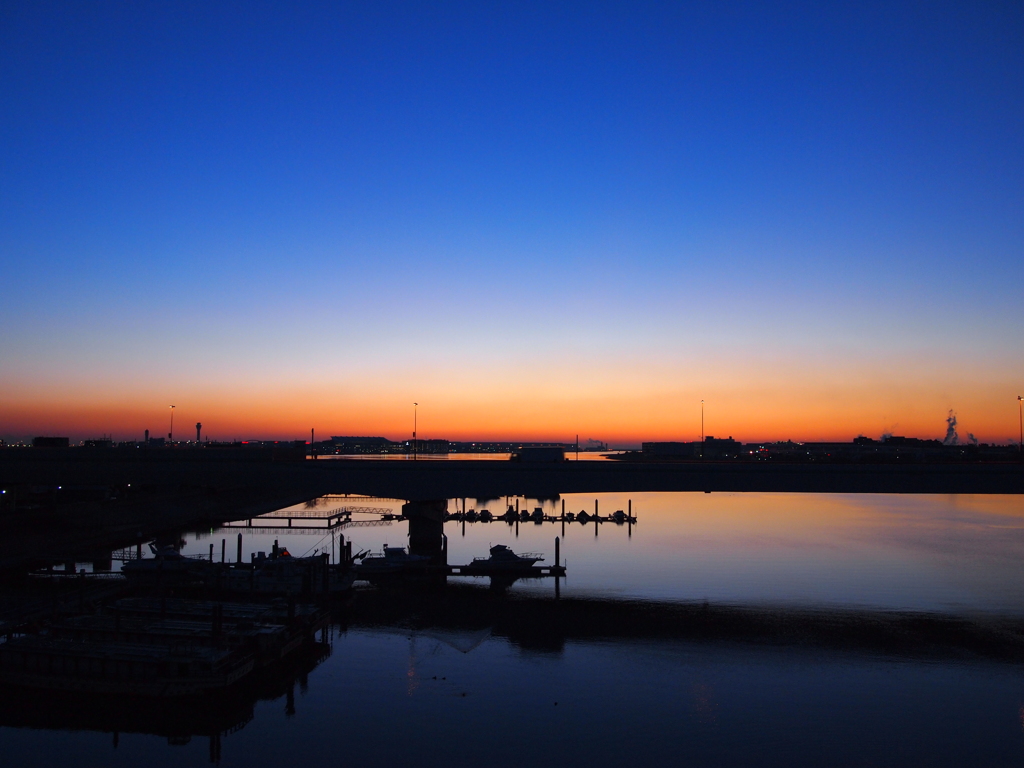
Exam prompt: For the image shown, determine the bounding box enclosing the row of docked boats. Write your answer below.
[1,537,557,699]
[353,543,545,584]
[446,506,636,524]
[120,540,551,590]
[121,542,355,595]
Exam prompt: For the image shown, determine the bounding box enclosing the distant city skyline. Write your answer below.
[2,3,1022,446]
[4,402,1018,447]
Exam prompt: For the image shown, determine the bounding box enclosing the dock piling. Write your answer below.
[221,538,226,563]
[236,533,242,564]
[555,536,560,567]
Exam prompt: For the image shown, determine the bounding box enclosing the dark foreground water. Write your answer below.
[3,492,1024,766]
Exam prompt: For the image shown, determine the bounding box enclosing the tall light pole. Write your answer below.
[169,405,175,442]
[1018,395,1022,456]
[700,399,704,459]
[413,402,418,461]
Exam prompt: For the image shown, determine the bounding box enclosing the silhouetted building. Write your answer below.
[882,436,940,447]
[330,436,401,454]
[704,436,741,458]
[642,441,700,457]
[515,446,565,462]
[641,438,740,459]
[409,439,449,455]
[32,437,69,448]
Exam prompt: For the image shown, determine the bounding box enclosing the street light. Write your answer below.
[1018,395,1022,456]
[701,399,704,459]
[413,402,418,461]
[169,405,175,442]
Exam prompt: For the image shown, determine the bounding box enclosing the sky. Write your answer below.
[1,1,1022,445]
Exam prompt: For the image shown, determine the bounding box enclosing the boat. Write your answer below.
[467,544,543,572]
[530,507,544,522]
[124,541,354,596]
[217,546,354,596]
[479,509,493,522]
[355,545,432,582]
[121,544,212,584]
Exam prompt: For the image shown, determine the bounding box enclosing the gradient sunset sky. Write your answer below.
[2,2,1022,445]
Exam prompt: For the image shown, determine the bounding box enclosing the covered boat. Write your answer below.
[469,544,543,571]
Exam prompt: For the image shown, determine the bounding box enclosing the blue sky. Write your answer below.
[2,1,1022,442]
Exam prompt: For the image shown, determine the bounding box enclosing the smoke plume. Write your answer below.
[943,410,958,446]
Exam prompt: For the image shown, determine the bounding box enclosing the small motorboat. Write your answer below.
[468,544,543,572]
[479,509,493,522]
[121,544,210,583]
[218,545,353,596]
[355,545,432,582]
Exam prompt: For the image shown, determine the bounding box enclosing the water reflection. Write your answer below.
[0,641,329,759]
[195,492,1024,614]
[4,492,1024,766]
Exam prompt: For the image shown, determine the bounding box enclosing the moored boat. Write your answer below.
[355,545,432,583]
[467,544,543,572]
[215,546,354,596]
[121,544,211,584]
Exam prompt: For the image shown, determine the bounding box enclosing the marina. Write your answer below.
[3,490,1024,766]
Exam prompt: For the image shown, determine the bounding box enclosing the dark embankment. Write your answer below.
[346,584,1024,663]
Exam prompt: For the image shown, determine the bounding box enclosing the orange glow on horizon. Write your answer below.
[2,373,1020,445]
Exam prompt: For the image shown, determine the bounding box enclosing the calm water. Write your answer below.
[190,491,1024,615]
[4,492,1024,766]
